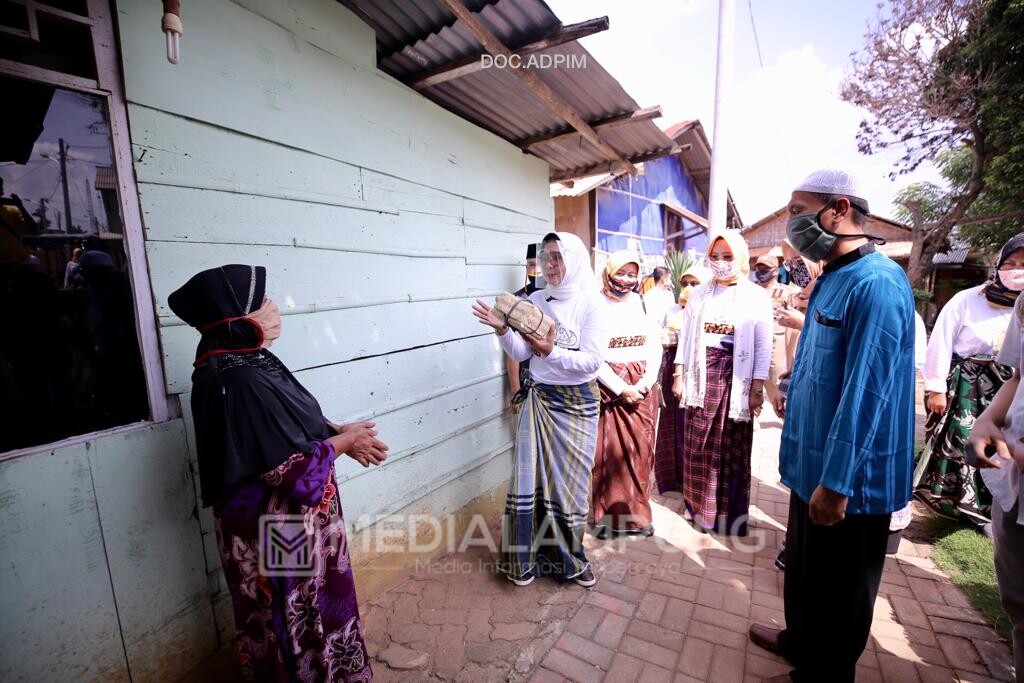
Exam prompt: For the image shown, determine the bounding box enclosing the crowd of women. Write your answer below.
[164,225,1024,680]
[472,228,824,586]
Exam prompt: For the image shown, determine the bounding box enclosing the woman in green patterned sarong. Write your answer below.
[915,235,1024,526]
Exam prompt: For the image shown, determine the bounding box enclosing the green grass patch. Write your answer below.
[925,515,1012,640]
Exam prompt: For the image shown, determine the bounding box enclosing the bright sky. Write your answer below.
[545,0,944,224]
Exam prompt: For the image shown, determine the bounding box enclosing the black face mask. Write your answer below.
[786,200,884,261]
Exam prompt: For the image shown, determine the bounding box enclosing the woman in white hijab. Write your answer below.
[591,250,664,538]
[473,232,609,588]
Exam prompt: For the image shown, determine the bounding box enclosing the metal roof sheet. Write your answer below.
[339,0,677,180]
[933,235,972,264]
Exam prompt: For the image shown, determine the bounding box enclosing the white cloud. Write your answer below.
[725,44,942,222]
[545,1,944,224]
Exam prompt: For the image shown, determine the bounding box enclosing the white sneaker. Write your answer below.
[507,573,535,587]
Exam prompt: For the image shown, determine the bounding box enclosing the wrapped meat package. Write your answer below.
[493,292,554,338]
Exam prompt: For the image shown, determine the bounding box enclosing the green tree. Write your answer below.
[842,0,1024,289]
[893,146,1024,255]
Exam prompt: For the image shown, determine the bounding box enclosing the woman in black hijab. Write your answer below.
[169,264,387,682]
[915,234,1024,528]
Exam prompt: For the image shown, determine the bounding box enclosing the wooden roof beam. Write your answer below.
[517,105,663,150]
[549,146,683,184]
[408,17,610,90]
[437,0,636,176]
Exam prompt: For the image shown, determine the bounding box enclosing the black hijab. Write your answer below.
[985,233,1024,307]
[168,265,331,507]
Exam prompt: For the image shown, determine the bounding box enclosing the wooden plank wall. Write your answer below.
[0,422,215,682]
[112,0,554,653]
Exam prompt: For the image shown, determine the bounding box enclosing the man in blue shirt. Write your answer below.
[748,169,916,683]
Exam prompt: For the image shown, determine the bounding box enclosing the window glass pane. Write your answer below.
[38,1,90,16]
[0,10,96,79]
[0,3,31,33]
[0,76,148,452]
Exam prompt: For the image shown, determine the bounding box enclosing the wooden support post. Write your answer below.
[517,105,663,150]
[549,145,683,183]
[407,17,609,90]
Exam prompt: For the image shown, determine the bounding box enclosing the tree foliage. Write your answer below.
[893,146,1024,253]
[665,249,695,301]
[841,0,1024,289]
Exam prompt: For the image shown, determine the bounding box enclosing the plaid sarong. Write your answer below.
[683,347,753,535]
[655,345,686,493]
[501,380,599,581]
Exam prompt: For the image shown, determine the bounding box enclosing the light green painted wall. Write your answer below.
[115,0,552,560]
[3,1,553,679]
[0,422,216,682]
[133,0,549,673]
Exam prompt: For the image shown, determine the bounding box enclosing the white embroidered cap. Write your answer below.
[793,168,868,204]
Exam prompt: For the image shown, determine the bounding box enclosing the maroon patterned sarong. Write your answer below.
[214,442,372,682]
[591,361,659,531]
[654,345,686,493]
[682,347,752,536]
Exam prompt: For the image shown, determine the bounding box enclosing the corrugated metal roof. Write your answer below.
[339,0,677,181]
[94,165,117,191]
[933,235,972,265]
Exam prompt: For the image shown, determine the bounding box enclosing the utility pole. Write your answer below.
[707,0,735,233]
[58,138,73,235]
[33,198,50,232]
[85,178,97,233]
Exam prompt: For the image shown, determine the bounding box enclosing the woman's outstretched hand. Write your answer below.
[472,299,507,333]
[328,421,389,468]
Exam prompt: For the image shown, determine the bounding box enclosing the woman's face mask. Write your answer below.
[786,258,812,287]
[709,259,740,280]
[247,298,282,347]
[525,257,540,287]
[678,277,700,305]
[999,269,1024,292]
[606,265,639,298]
[753,268,777,284]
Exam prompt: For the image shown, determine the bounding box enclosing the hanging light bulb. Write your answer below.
[161,1,183,64]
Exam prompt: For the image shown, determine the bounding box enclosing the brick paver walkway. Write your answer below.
[364,410,1016,682]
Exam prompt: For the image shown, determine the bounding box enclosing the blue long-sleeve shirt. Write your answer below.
[779,246,916,515]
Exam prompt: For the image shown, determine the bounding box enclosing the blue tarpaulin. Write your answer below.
[595,156,708,256]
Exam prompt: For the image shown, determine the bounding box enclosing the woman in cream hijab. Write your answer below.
[671,231,773,535]
[591,251,664,537]
[655,262,710,494]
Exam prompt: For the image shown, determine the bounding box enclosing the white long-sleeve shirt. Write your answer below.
[596,293,664,395]
[497,289,609,385]
[923,285,1014,393]
[914,312,927,375]
[643,287,675,329]
[696,282,773,380]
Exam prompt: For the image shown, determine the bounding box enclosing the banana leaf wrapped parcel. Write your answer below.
[493,292,554,338]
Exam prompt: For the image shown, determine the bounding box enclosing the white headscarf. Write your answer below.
[541,232,596,300]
